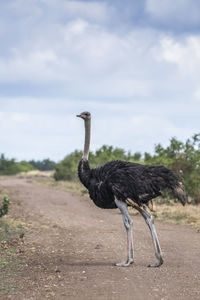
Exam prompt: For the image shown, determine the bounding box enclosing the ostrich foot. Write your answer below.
[115,258,134,267]
[148,258,163,268]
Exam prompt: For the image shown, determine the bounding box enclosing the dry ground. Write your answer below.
[0,176,200,300]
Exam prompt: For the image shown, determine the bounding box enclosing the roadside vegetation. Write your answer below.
[0,154,34,175]
[0,193,25,294]
[0,195,10,218]
[0,154,55,176]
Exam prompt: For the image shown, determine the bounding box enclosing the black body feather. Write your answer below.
[78,159,186,209]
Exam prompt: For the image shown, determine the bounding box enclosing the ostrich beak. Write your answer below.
[76,114,84,119]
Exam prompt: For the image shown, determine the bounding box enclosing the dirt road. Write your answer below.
[0,177,200,300]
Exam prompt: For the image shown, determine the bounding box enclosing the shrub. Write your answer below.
[54,150,83,181]
[0,195,10,218]
[143,134,200,204]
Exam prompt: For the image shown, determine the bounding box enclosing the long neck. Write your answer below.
[83,118,91,160]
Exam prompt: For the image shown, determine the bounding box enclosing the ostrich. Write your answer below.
[77,111,186,267]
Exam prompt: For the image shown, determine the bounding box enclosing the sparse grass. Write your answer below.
[0,211,25,295]
[17,170,53,178]
[129,201,200,229]
[152,202,200,229]
[0,245,20,294]
[0,216,25,243]
[34,176,88,196]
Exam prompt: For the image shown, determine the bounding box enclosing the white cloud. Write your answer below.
[0,49,59,82]
[1,0,199,101]
[157,36,200,78]
[92,111,195,156]
[0,15,160,98]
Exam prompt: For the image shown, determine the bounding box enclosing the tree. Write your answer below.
[0,154,34,175]
[144,134,200,204]
[29,159,56,171]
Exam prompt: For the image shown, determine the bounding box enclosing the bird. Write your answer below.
[77,111,186,267]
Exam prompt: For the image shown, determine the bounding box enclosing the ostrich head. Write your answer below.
[77,111,91,160]
[76,111,91,120]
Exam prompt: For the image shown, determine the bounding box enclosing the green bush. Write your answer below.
[0,195,10,218]
[144,134,200,204]
[54,150,83,181]
[94,145,127,166]
[17,161,35,173]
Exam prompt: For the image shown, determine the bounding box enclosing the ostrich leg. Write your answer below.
[114,198,134,267]
[134,206,163,267]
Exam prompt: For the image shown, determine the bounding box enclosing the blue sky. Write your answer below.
[0,0,200,161]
